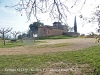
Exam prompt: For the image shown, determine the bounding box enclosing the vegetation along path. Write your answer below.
[0,38,100,55]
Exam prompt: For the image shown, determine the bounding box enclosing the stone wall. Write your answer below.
[38,27,47,37]
[47,28,64,36]
[38,27,64,37]
[38,22,67,37]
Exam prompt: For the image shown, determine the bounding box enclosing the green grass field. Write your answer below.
[37,35,73,40]
[0,41,23,48]
[0,40,47,48]
[0,45,100,75]
[0,35,72,48]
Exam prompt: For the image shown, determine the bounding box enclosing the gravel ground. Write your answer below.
[0,38,99,55]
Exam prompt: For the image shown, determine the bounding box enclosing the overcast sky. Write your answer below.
[0,0,100,34]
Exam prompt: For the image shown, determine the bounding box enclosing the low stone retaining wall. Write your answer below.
[85,35,100,38]
[63,32,80,37]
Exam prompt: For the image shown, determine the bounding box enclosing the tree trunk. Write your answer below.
[3,32,5,45]
[21,35,23,43]
[33,33,35,42]
[15,35,17,43]
[32,31,35,42]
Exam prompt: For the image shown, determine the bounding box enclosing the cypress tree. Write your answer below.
[74,16,77,33]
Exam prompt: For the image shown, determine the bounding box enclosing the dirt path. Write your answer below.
[0,38,99,55]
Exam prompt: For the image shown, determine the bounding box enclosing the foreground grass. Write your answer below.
[0,45,100,74]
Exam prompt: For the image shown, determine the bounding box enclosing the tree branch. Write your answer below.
[5,0,87,22]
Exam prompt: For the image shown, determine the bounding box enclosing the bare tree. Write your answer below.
[5,0,87,22]
[93,6,100,25]
[80,4,100,29]
[0,28,12,45]
[11,31,21,40]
